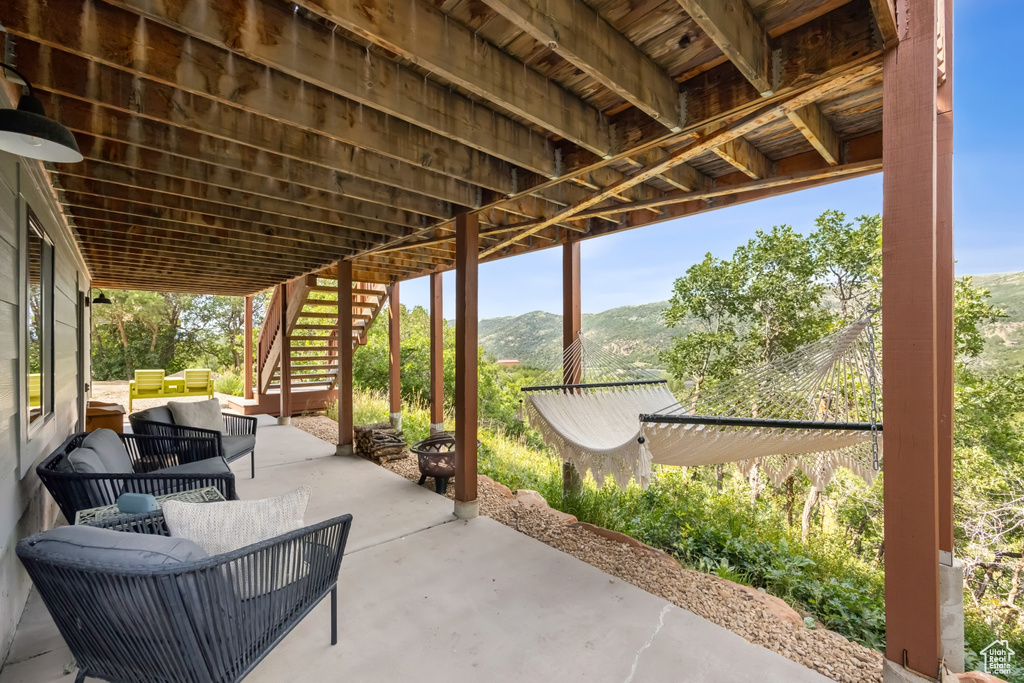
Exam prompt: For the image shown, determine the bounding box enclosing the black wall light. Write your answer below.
[91,291,112,305]
[0,62,82,163]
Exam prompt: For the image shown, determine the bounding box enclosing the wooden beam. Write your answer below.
[35,89,473,211]
[337,260,355,456]
[9,22,521,193]
[869,0,899,48]
[57,161,412,238]
[31,0,558,177]
[388,282,402,429]
[787,103,842,166]
[244,296,254,400]
[454,212,479,514]
[290,0,612,158]
[482,0,683,131]
[430,272,444,434]
[882,0,941,675]
[712,137,773,179]
[676,0,774,95]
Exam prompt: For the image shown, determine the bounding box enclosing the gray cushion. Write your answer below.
[132,405,175,425]
[69,430,133,474]
[222,435,256,461]
[26,525,208,566]
[156,457,232,476]
[168,399,225,434]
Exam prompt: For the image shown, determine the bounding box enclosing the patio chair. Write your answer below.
[16,511,353,683]
[130,405,259,478]
[128,369,166,410]
[182,368,215,399]
[37,429,236,523]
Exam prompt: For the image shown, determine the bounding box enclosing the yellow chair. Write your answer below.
[180,369,214,400]
[28,373,41,408]
[128,369,166,411]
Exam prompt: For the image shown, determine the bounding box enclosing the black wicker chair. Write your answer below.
[17,511,353,683]
[38,432,236,523]
[130,407,259,478]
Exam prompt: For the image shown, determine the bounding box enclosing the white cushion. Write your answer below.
[168,399,225,434]
[162,486,311,557]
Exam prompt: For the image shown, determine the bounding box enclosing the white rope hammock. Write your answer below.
[521,311,882,490]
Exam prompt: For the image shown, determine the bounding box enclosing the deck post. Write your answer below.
[277,282,291,425]
[936,0,963,672]
[429,272,444,434]
[244,295,254,400]
[562,237,583,495]
[881,0,947,677]
[336,261,355,456]
[454,211,479,519]
[388,282,401,431]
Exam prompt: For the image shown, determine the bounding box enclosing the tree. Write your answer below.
[810,211,881,320]
[955,276,1006,360]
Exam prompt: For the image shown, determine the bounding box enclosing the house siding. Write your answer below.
[0,151,89,665]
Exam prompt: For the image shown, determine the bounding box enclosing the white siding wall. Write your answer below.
[0,154,89,663]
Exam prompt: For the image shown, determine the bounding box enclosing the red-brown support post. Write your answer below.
[454,212,478,518]
[388,281,402,431]
[563,238,582,385]
[429,272,444,434]
[562,238,583,495]
[936,0,955,561]
[243,295,254,400]
[277,282,291,425]
[337,261,355,456]
[882,0,943,676]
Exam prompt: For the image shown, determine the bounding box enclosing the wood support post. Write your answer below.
[881,0,945,675]
[337,260,354,455]
[937,0,955,556]
[429,272,445,434]
[454,212,479,517]
[388,281,401,431]
[277,282,291,424]
[562,238,583,495]
[243,295,253,400]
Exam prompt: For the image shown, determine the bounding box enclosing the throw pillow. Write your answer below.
[78,429,133,473]
[162,486,311,556]
[167,399,225,434]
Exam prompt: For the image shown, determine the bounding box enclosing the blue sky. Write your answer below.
[402,0,1020,319]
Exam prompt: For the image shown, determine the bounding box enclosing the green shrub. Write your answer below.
[213,369,244,397]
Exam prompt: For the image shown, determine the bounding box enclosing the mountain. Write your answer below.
[478,272,1024,373]
[974,272,1024,371]
[479,301,689,369]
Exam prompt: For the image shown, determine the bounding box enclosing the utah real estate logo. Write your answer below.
[981,640,1016,677]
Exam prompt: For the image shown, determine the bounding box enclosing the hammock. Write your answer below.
[521,311,882,490]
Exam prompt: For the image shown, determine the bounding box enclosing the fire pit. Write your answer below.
[411,433,457,494]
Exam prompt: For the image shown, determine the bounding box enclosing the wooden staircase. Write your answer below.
[229,267,388,416]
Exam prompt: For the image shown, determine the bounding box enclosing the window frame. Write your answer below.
[23,206,55,435]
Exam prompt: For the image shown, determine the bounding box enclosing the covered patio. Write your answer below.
[1,419,833,683]
[0,0,959,679]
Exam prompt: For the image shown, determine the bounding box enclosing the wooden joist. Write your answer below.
[787,104,842,166]
[483,0,683,131]
[712,137,773,179]
[676,0,774,96]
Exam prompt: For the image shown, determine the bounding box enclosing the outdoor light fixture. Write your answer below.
[0,62,82,163]
[91,291,112,305]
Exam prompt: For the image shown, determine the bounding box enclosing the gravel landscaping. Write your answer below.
[293,414,884,683]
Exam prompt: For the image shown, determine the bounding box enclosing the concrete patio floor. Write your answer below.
[1,418,830,682]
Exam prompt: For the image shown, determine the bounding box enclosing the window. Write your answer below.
[26,211,53,425]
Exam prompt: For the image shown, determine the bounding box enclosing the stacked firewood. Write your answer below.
[354,423,408,462]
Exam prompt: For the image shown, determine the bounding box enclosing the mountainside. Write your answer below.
[479,301,689,368]
[974,272,1024,371]
[478,272,1024,372]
